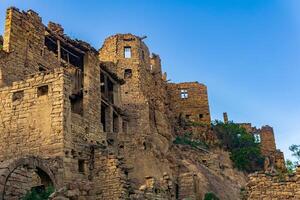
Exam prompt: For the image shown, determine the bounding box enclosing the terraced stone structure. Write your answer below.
[245,167,300,200]
[0,7,290,200]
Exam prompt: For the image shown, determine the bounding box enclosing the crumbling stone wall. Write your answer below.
[245,167,300,200]
[0,7,130,200]
[0,8,61,86]
[0,69,66,160]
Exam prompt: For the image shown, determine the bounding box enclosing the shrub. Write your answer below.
[204,192,220,200]
[23,186,54,200]
[173,133,208,150]
[212,121,264,172]
[187,121,210,127]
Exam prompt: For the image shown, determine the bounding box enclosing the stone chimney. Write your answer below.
[223,112,228,124]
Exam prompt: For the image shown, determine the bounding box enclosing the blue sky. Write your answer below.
[0,0,299,160]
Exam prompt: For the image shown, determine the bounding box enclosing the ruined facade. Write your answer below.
[168,82,211,125]
[0,7,290,200]
[0,8,128,199]
[223,113,286,172]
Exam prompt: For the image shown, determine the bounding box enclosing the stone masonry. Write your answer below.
[245,167,300,200]
[0,7,290,200]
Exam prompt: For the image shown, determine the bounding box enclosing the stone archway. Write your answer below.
[0,156,58,200]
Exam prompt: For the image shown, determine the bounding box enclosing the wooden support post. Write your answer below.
[57,40,61,61]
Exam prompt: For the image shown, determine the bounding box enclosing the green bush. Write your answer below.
[187,121,210,127]
[23,186,54,200]
[173,133,208,149]
[212,121,264,172]
[204,192,220,200]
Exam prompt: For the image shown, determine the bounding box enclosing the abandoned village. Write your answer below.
[0,7,299,200]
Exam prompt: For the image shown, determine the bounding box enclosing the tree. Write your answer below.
[212,121,264,172]
[285,144,300,174]
[289,145,300,162]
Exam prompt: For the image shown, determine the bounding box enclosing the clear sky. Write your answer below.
[0,0,299,160]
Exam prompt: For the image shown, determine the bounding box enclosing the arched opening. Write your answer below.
[3,165,54,199]
[0,156,57,200]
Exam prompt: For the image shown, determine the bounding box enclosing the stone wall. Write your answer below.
[0,8,61,86]
[168,82,211,125]
[0,69,66,161]
[245,167,300,200]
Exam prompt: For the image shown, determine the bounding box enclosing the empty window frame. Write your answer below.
[122,121,128,134]
[78,159,85,173]
[180,89,188,99]
[107,78,114,104]
[113,112,119,133]
[124,46,131,58]
[70,92,83,116]
[37,85,49,97]
[101,103,108,132]
[254,133,261,143]
[141,50,145,60]
[12,90,24,102]
[124,69,132,79]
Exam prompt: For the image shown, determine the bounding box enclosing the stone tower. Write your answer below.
[99,34,170,136]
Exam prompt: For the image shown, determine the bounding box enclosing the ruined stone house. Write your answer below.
[222,113,286,172]
[0,8,129,199]
[0,7,289,200]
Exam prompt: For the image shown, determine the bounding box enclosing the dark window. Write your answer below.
[180,89,188,99]
[12,90,24,101]
[78,159,85,173]
[107,78,114,103]
[141,50,145,60]
[38,63,48,72]
[199,114,204,119]
[37,85,49,97]
[70,92,83,116]
[101,103,108,132]
[45,36,84,70]
[124,46,131,58]
[122,121,128,134]
[113,112,119,133]
[124,69,132,79]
